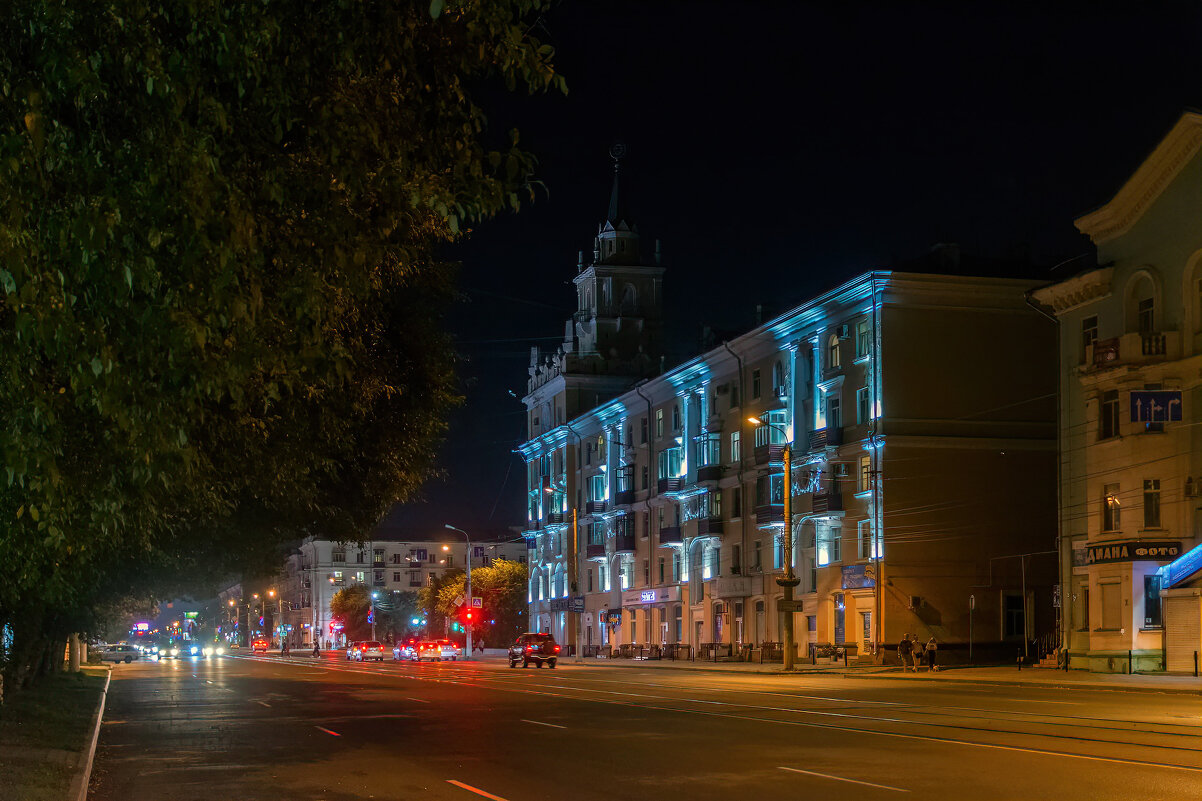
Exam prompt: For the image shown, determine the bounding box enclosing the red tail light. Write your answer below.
[554,645,560,653]
[526,645,534,652]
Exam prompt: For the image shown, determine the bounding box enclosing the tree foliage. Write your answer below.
[422,558,527,647]
[0,0,563,696]
[329,585,372,643]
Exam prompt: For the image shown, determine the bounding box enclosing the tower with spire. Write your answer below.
[524,146,666,433]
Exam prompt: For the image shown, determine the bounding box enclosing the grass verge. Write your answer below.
[0,668,107,801]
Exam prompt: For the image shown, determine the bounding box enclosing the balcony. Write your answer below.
[753,443,785,466]
[1088,331,1181,370]
[614,489,637,506]
[586,542,607,561]
[586,500,608,515]
[545,512,565,525]
[696,464,723,484]
[372,560,385,569]
[811,492,844,514]
[698,517,724,537]
[613,533,636,554]
[525,537,538,550]
[755,503,784,526]
[372,578,385,587]
[658,526,683,547]
[658,477,685,496]
[808,427,842,451]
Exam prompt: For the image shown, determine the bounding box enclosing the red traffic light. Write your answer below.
[465,611,474,621]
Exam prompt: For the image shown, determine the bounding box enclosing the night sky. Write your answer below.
[379,1,1202,541]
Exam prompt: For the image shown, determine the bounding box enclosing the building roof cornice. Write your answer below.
[1074,111,1202,245]
[1029,267,1114,314]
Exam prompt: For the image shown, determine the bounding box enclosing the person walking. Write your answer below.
[898,633,913,672]
[925,637,938,672]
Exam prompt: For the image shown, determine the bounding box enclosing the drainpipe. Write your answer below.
[869,274,884,660]
[563,419,585,660]
[633,383,657,644]
[721,341,750,638]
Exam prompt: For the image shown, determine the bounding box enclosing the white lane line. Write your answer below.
[779,766,909,793]
[314,726,341,737]
[446,779,510,800]
[521,719,567,729]
[256,701,271,707]
[408,696,431,703]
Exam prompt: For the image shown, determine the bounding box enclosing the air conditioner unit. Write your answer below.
[836,324,850,339]
[908,595,922,610]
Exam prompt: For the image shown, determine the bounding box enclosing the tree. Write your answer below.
[329,585,373,643]
[0,0,564,697]
[426,559,527,647]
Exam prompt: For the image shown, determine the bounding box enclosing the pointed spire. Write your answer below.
[607,142,628,228]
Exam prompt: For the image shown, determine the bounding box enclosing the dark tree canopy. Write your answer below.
[0,0,563,693]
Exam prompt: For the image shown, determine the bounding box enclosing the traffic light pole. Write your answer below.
[446,524,473,660]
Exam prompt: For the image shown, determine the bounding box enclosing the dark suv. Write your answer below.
[508,632,560,668]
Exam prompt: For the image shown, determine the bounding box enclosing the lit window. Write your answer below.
[857,386,871,424]
[828,334,841,369]
[855,319,870,358]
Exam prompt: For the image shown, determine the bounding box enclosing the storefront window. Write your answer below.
[1144,575,1162,628]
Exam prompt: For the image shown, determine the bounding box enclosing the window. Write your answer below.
[1100,390,1120,439]
[732,544,741,573]
[1004,594,1025,637]
[857,519,875,560]
[585,441,591,466]
[856,387,871,425]
[671,404,680,431]
[827,395,842,430]
[657,556,665,584]
[1103,483,1121,531]
[752,369,761,399]
[641,512,650,539]
[373,547,385,562]
[356,551,366,564]
[730,431,741,464]
[587,568,593,593]
[672,552,681,582]
[643,559,650,586]
[756,473,784,506]
[657,447,683,480]
[1144,575,1163,628]
[809,557,816,594]
[1137,297,1154,333]
[590,474,607,502]
[655,409,664,438]
[1143,479,1161,528]
[444,556,454,568]
[393,571,401,582]
[697,434,720,466]
[1081,315,1098,360]
[752,540,762,570]
[859,455,872,492]
[772,360,786,395]
[391,553,402,564]
[333,571,344,583]
[1100,583,1121,630]
[355,571,365,583]
[856,319,870,358]
[730,383,740,409]
[642,465,649,490]
[774,537,784,570]
[861,611,872,642]
[641,417,648,444]
[817,525,842,566]
[753,409,787,446]
[828,334,841,369]
[332,549,345,563]
[411,548,427,562]
[730,487,742,518]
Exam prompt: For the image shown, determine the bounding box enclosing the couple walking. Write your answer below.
[898,633,937,672]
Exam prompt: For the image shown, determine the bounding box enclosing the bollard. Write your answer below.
[1194,650,1198,678]
[844,648,848,667]
[1128,649,1133,675]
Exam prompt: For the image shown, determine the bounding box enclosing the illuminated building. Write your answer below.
[1032,111,1202,672]
[521,154,1058,662]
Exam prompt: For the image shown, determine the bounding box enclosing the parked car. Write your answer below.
[508,633,560,668]
[354,641,386,662]
[96,644,142,664]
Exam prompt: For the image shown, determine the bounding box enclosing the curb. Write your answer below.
[846,670,1202,696]
[68,668,111,801]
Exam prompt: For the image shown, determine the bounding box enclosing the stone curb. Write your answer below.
[68,668,111,801]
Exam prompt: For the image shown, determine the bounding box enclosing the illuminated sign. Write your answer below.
[1164,542,1202,588]
[184,612,198,619]
[640,590,657,603]
[1086,540,1180,565]
[621,587,680,606]
[133,622,150,632]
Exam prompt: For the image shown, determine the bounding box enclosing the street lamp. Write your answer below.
[444,524,474,661]
[748,416,801,671]
[371,591,379,641]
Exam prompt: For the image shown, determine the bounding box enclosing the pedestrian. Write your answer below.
[909,638,921,673]
[926,637,938,672]
[898,633,913,672]
[281,640,289,658]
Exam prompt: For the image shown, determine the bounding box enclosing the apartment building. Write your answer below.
[521,159,1058,662]
[1033,111,1202,672]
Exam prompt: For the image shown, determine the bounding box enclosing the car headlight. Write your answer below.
[202,647,213,656]
[170,648,179,656]
[215,647,224,656]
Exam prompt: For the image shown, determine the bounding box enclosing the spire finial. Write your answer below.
[607,142,628,225]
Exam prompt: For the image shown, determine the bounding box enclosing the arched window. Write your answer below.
[1125,272,1157,334]
[1186,250,1202,341]
[828,334,841,369]
[772,360,786,394]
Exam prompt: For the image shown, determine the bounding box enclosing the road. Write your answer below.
[89,652,1202,801]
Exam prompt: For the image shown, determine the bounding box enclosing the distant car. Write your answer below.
[412,641,448,662]
[393,638,419,661]
[354,641,385,662]
[434,640,460,661]
[508,633,559,669]
[252,639,269,653]
[201,644,226,658]
[96,644,141,664]
[345,642,360,660]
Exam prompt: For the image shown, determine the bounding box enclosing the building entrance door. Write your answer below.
[833,593,845,643]
[694,619,704,652]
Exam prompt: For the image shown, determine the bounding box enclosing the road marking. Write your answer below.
[779,766,909,793]
[256,701,271,707]
[408,696,431,703]
[446,779,510,800]
[521,719,567,729]
[314,726,341,737]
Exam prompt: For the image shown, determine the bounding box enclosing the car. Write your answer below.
[345,641,360,660]
[411,641,450,662]
[508,633,560,669]
[201,644,226,658]
[252,639,269,653]
[96,644,141,664]
[393,638,419,661]
[354,641,386,662]
[434,639,460,661]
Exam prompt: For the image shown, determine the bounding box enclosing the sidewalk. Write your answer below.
[535,654,1202,693]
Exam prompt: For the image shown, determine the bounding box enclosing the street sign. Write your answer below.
[1130,390,1182,423]
[777,599,804,612]
[471,597,482,609]
[570,596,585,613]
[452,594,465,608]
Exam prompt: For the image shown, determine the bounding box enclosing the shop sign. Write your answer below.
[1164,542,1202,588]
[1085,540,1181,565]
[621,586,681,606]
[841,564,876,590]
[549,598,571,612]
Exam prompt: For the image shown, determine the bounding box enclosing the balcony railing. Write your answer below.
[586,542,607,561]
[755,503,784,525]
[658,526,683,546]
[545,512,565,525]
[372,560,385,568]
[753,443,785,466]
[696,464,723,484]
[615,489,637,506]
[658,477,685,495]
[808,427,842,451]
[586,500,608,514]
[613,533,636,554]
[811,492,844,514]
[1088,331,1181,369]
[698,517,724,536]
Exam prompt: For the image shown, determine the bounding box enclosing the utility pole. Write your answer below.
[750,417,800,670]
[445,524,474,660]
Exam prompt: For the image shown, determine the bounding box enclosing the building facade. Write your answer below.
[1033,111,1202,672]
[521,164,1059,662]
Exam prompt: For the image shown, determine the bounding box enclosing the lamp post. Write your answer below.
[749,416,800,671]
[370,591,379,641]
[445,524,474,661]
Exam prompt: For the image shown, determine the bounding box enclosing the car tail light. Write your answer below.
[554,645,560,653]
[526,645,534,652]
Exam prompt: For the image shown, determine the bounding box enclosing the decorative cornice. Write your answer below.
[1075,111,1202,245]
[1030,267,1114,314]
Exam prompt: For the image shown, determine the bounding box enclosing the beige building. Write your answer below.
[521,157,1058,663]
[1033,111,1202,673]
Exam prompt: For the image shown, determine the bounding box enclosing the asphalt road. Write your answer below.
[89,652,1202,801]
